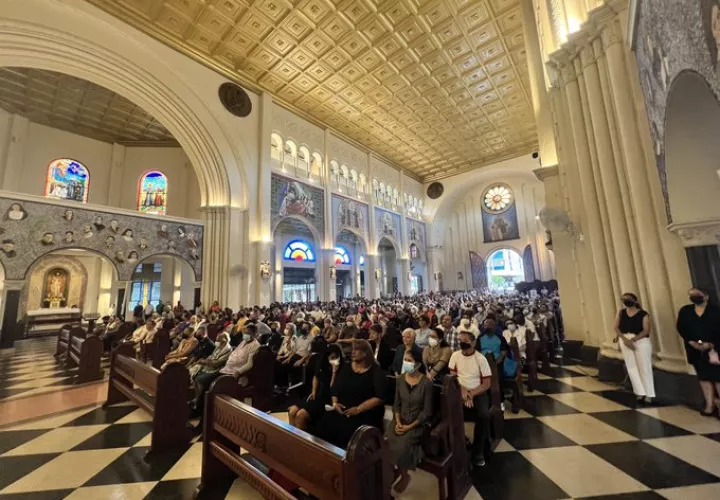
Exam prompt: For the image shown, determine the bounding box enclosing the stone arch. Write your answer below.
[133,252,201,282]
[0,9,245,210]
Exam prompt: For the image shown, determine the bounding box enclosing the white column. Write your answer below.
[107,143,126,208]
[114,280,132,321]
[0,114,29,192]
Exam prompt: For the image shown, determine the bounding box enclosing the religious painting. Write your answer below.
[271,174,325,237]
[332,195,369,240]
[375,208,400,241]
[42,267,69,308]
[481,184,520,243]
[44,158,89,203]
[137,171,168,215]
[469,251,487,290]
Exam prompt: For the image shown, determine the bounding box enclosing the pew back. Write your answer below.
[66,334,103,383]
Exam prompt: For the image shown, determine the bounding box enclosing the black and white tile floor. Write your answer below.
[1,342,720,499]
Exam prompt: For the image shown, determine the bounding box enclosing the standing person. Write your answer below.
[143,302,154,321]
[614,293,655,405]
[677,288,720,416]
[449,331,492,467]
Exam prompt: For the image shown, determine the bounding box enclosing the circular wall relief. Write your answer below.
[218,82,252,117]
[427,182,444,199]
[482,183,514,214]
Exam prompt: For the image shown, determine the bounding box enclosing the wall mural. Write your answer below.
[481,184,520,243]
[469,251,487,290]
[0,195,203,281]
[406,219,427,261]
[375,207,401,249]
[331,194,369,243]
[271,174,325,238]
[634,0,720,221]
[523,244,536,282]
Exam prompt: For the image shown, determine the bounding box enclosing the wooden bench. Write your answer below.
[103,342,192,455]
[55,326,85,361]
[197,375,393,500]
[140,329,171,369]
[66,333,103,383]
[485,352,505,452]
[418,375,472,500]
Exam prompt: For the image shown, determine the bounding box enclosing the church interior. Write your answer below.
[1,0,720,499]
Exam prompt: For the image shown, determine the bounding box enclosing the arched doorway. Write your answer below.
[273,218,318,303]
[127,254,196,319]
[378,237,399,297]
[335,229,366,299]
[665,71,720,299]
[486,248,524,293]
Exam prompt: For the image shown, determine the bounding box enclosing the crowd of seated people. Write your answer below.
[97,289,562,493]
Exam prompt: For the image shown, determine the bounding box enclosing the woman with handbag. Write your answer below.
[677,288,720,416]
[385,348,433,494]
[614,293,655,405]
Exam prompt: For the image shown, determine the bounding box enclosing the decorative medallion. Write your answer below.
[482,184,513,213]
[218,82,252,117]
[427,182,444,199]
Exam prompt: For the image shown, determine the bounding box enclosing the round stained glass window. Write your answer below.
[482,184,513,213]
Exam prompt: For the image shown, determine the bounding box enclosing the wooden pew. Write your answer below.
[141,329,171,370]
[505,338,524,413]
[103,342,192,455]
[197,375,393,500]
[55,326,86,361]
[418,375,472,500]
[485,353,504,452]
[525,334,540,392]
[66,334,104,383]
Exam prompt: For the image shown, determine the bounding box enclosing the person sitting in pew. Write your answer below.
[314,340,387,449]
[423,327,452,382]
[189,331,232,381]
[163,327,199,368]
[130,318,158,352]
[101,316,124,353]
[369,323,394,371]
[288,343,344,430]
[392,329,423,375]
[187,326,215,364]
[479,319,516,403]
[449,330,492,468]
[386,348,433,494]
[191,324,260,419]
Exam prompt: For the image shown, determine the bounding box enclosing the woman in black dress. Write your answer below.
[288,344,344,430]
[314,340,387,449]
[676,288,720,416]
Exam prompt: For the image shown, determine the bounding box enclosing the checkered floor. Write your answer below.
[0,338,110,402]
[1,342,720,499]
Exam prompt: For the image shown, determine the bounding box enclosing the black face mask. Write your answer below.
[622,299,636,308]
[690,295,705,305]
[459,341,472,351]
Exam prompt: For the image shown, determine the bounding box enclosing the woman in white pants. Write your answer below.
[614,293,655,404]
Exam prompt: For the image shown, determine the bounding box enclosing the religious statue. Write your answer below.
[44,269,68,308]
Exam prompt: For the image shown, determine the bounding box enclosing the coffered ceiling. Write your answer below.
[0,67,178,146]
[83,0,537,180]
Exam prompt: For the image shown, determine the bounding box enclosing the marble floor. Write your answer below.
[1,342,720,499]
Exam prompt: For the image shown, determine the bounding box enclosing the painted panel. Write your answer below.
[331,195,369,244]
[481,204,520,243]
[271,174,325,238]
[375,207,401,249]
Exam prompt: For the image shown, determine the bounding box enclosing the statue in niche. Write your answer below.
[43,268,68,308]
[381,212,394,235]
[5,203,27,221]
[410,227,417,242]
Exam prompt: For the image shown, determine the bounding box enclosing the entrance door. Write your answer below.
[283,268,316,302]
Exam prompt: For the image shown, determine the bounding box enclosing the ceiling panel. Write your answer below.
[82,0,537,180]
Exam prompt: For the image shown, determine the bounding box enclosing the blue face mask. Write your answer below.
[243,333,251,342]
[401,361,416,375]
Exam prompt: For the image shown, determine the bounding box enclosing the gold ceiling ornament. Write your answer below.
[482,183,513,213]
[0,67,178,146]
[82,0,538,180]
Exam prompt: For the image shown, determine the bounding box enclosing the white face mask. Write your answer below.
[329,358,340,367]
[428,337,439,347]
[523,309,530,316]
[508,324,517,332]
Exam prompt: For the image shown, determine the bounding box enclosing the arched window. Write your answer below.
[271,133,283,161]
[409,243,419,259]
[311,152,323,175]
[284,140,297,166]
[45,158,90,203]
[334,246,351,265]
[283,240,315,262]
[486,248,524,292]
[359,254,365,267]
[298,146,310,170]
[138,171,168,215]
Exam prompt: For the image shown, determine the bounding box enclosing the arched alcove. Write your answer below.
[486,248,524,293]
[273,217,318,303]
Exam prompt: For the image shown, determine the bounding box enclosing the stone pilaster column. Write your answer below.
[561,60,617,347]
[0,280,24,347]
[602,22,688,372]
[253,240,273,305]
[324,248,336,302]
[398,258,411,296]
[368,254,381,299]
[580,43,638,296]
[201,206,229,308]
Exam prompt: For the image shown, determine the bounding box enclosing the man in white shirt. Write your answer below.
[449,330,492,467]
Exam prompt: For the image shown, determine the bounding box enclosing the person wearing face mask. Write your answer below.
[423,327,452,382]
[386,349,433,494]
[677,288,720,416]
[188,325,215,364]
[449,331,492,467]
[288,344,345,431]
[393,329,423,375]
[188,332,232,381]
[613,293,655,405]
[314,340,387,448]
[162,326,199,368]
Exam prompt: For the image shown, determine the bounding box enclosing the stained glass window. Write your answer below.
[45,159,90,203]
[483,184,513,213]
[409,243,419,259]
[138,171,168,215]
[334,246,350,265]
[283,240,315,262]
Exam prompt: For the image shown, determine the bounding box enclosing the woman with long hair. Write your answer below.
[614,293,655,404]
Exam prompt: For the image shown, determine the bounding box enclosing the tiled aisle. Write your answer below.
[1,349,720,499]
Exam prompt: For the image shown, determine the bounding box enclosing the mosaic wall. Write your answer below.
[634,0,720,221]
[469,251,487,290]
[523,244,536,282]
[406,218,427,260]
[271,174,325,238]
[374,207,401,250]
[0,196,203,281]
[331,194,369,244]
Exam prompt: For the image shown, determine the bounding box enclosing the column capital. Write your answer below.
[601,20,623,51]
[580,45,597,69]
[2,279,25,291]
[533,165,559,181]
